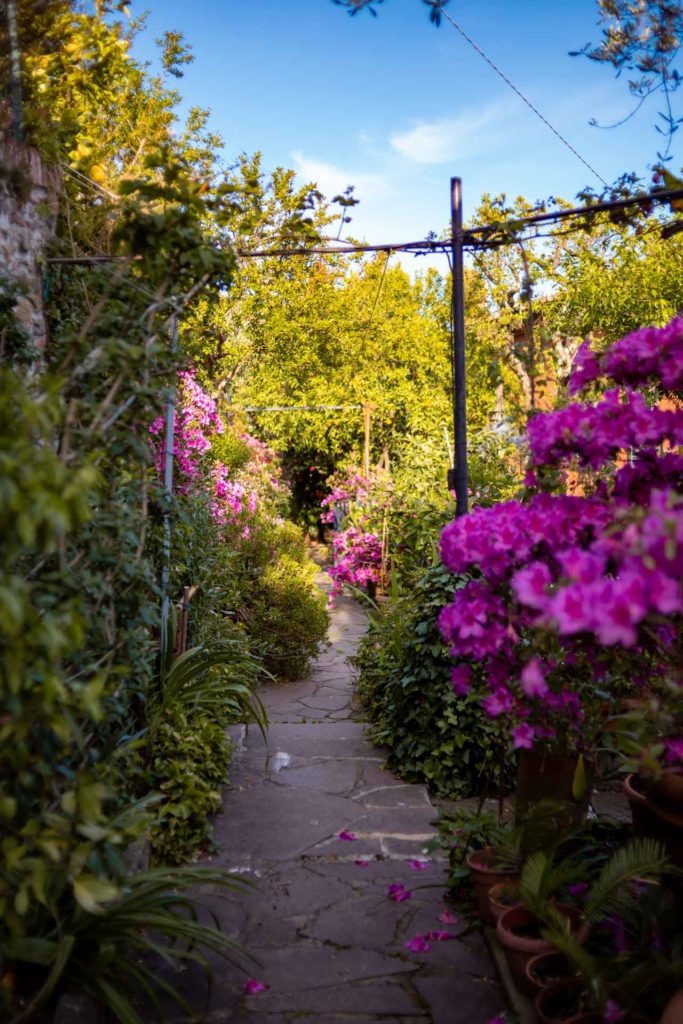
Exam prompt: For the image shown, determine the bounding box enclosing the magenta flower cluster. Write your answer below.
[327,526,382,600]
[439,317,683,758]
[149,372,288,536]
[569,316,683,395]
[320,473,371,524]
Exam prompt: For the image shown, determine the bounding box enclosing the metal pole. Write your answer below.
[5,0,24,140]
[159,315,178,659]
[448,176,469,516]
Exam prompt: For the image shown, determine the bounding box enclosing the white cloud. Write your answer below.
[390,99,520,165]
[290,151,386,204]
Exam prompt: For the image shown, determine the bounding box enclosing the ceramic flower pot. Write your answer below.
[642,772,683,898]
[487,881,520,921]
[535,981,653,1024]
[648,769,683,819]
[515,751,595,826]
[496,904,587,998]
[466,847,520,926]
[661,988,683,1024]
[524,950,574,999]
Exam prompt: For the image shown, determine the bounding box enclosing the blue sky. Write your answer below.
[133,1,678,269]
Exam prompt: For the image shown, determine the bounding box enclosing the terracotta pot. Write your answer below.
[515,751,595,826]
[642,772,683,895]
[524,950,574,998]
[496,904,587,998]
[648,769,683,819]
[535,981,652,1024]
[487,881,520,921]
[466,847,520,926]
[661,988,683,1024]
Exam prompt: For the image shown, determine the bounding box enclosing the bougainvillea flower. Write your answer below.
[387,883,412,902]
[243,979,268,994]
[404,934,431,952]
[407,859,431,871]
[437,908,459,924]
[337,830,357,841]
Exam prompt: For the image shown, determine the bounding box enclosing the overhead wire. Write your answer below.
[439,8,609,188]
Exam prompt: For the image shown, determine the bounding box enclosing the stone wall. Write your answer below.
[0,138,60,351]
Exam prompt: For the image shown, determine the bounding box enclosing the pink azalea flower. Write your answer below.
[244,979,268,994]
[451,664,472,696]
[520,658,549,699]
[512,722,536,750]
[407,859,431,871]
[483,688,514,718]
[437,908,459,924]
[665,737,683,764]
[337,830,357,841]
[354,859,370,868]
[387,883,412,902]
[604,999,623,1022]
[404,934,431,953]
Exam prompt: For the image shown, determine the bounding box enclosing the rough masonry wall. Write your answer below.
[0,138,60,351]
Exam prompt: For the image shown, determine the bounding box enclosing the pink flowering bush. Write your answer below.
[320,472,371,524]
[439,317,683,767]
[327,526,382,601]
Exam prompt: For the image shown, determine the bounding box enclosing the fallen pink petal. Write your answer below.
[404,934,431,953]
[426,929,456,941]
[243,979,268,994]
[437,909,459,924]
[387,883,412,902]
[407,858,431,871]
[337,830,357,841]
[354,858,370,867]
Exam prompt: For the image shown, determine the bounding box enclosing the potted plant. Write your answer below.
[495,846,591,995]
[525,950,575,998]
[488,881,520,920]
[533,838,679,1023]
[613,684,683,876]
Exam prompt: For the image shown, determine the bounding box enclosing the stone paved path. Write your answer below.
[179,579,503,1023]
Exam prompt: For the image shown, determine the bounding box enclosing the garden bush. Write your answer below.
[244,553,329,680]
[353,563,508,798]
[150,708,232,865]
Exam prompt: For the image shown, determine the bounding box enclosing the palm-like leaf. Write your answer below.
[584,838,670,923]
[7,867,256,1024]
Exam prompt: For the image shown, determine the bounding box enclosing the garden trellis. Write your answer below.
[46,177,683,513]
[44,174,683,640]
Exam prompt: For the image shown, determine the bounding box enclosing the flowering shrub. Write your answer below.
[327,526,382,600]
[439,318,683,764]
[320,472,371,524]
[149,372,293,540]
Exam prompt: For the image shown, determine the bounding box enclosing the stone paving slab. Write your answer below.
[187,582,505,1023]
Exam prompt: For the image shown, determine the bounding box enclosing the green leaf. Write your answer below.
[73,874,120,913]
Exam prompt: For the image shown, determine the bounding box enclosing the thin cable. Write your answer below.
[366,251,392,325]
[440,9,609,188]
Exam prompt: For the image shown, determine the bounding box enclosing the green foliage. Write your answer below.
[149,709,232,865]
[244,553,329,680]
[353,563,505,797]
[3,865,252,1024]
